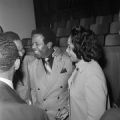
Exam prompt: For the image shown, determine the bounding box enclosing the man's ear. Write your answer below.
[14,58,20,70]
[47,42,53,49]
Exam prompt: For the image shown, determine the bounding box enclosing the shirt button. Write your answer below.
[60,86,63,88]
[57,96,60,99]
[38,88,40,90]
[76,68,79,71]
[45,109,47,112]
[58,108,61,111]
[43,98,46,101]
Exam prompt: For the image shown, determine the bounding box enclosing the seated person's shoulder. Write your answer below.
[23,104,49,120]
[0,103,49,120]
[100,108,120,120]
[27,105,49,119]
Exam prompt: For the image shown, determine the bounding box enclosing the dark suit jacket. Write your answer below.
[100,108,120,120]
[0,81,49,120]
[0,81,25,103]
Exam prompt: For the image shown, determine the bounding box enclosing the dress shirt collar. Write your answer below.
[0,77,13,89]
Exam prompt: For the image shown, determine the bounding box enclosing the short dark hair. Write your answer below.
[3,31,20,41]
[31,27,56,47]
[70,26,103,62]
[0,35,19,71]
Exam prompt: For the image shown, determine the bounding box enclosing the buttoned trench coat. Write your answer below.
[19,52,73,120]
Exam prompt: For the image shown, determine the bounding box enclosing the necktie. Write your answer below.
[44,58,52,74]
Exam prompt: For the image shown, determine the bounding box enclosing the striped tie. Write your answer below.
[44,58,52,74]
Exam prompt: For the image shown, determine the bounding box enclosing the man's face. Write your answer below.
[14,40,25,57]
[32,34,49,59]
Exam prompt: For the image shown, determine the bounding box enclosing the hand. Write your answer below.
[26,99,32,105]
[55,107,69,120]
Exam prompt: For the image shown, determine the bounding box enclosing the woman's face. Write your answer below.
[66,36,78,62]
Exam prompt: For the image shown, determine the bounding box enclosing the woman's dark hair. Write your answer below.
[70,26,105,66]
